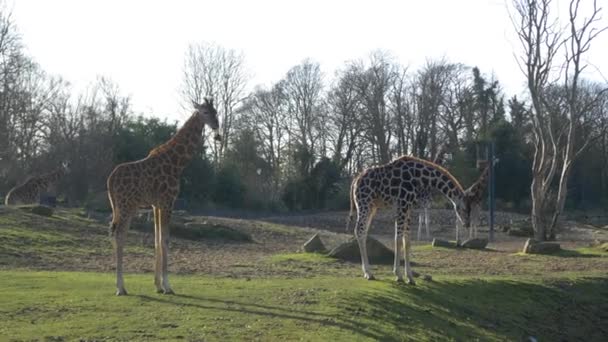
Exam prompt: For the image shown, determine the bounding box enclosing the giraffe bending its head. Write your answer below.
[347,155,471,284]
[464,161,491,238]
[107,97,219,296]
[415,144,449,241]
[4,166,66,206]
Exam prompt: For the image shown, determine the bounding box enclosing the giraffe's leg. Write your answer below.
[417,212,422,241]
[159,208,174,294]
[455,218,461,246]
[424,207,430,239]
[111,216,132,296]
[402,208,416,285]
[153,206,163,293]
[354,207,376,280]
[394,211,406,282]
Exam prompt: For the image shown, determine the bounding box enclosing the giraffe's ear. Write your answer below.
[204,96,214,107]
[191,100,200,110]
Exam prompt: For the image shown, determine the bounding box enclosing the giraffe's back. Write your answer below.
[107,155,180,209]
[354,157,455,209]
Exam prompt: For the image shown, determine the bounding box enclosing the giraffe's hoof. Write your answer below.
[116,289,128,296]
[406,278,417,286]
[162,289,175,295]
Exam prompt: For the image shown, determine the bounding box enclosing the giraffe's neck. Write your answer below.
[399,156,465,205]
[149,112,204,170]
[466,165,490,199]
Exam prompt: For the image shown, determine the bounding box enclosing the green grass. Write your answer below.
[1,206,608,340]
[1,270,607,341]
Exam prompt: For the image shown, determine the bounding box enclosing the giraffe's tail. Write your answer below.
[345,177,356,233]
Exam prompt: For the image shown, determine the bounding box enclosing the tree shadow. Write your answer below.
[551,249,605,258]
[353,277,608,341]
[134,293,395,341]
[134,277,608,341]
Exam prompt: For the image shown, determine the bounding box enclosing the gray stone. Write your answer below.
[431,238,456,248]
[302,233,327,253]
[600,242,608,252]
[328,236,394,263]
[522,238,561,254]
[461,238,488,250]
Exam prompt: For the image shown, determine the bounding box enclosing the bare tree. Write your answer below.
[181,42,248,164]
[240,84,289,201]
[350,51,398,164]
[512,0,608,240]
[327,66,365,172]
[282,59,323,175]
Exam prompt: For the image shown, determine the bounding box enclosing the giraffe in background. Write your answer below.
[416,145,448,241]
[347,155,472,284]
[107,98,220,296]
[4,166,66,206]
[464,160,491,238]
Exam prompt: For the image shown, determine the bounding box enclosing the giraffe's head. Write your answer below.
[454,195,472,230]
[193,97,221,142]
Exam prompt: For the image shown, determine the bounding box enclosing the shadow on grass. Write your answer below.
[137,277,608,341]
[135,293,393,341]
[552,249,605,258]
[352,277,608,341]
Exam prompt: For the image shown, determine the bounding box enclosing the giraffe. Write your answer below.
[416,146,448,241]
[346,155,472,284]
[107,98,220,296]
[464,161,491,239]
[4,166,66,206]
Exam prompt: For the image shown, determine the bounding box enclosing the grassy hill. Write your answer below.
[1,206,607,341]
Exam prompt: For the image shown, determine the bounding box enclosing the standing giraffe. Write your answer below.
[107,98,220,296]
[5,166,66,206]
[464,161,491,239]
[347,155,471,284]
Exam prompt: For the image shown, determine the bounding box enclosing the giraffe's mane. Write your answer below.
[148,111,199,157]
[394,155,464,192]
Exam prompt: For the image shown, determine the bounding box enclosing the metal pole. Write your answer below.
[489,141,496,242]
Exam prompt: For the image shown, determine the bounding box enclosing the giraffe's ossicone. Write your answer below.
[107,97,220,296]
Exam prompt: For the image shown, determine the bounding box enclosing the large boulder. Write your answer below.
[302,233,327,253]
[522,238,561,254]
[461,238,488,250]
[328,236,394,263]
[432,238,456,248]
[598,242,608,252]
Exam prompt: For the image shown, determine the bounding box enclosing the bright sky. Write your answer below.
[12,0,608,122]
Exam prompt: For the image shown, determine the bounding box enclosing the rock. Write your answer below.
[422,274,433,281]
[431,238,456,248]
[461,238,488,250]
[19,205,54,217]
[599,242,608,252]
[302,233,327,253]
[328,236,395,263]
[522,238,561,254]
